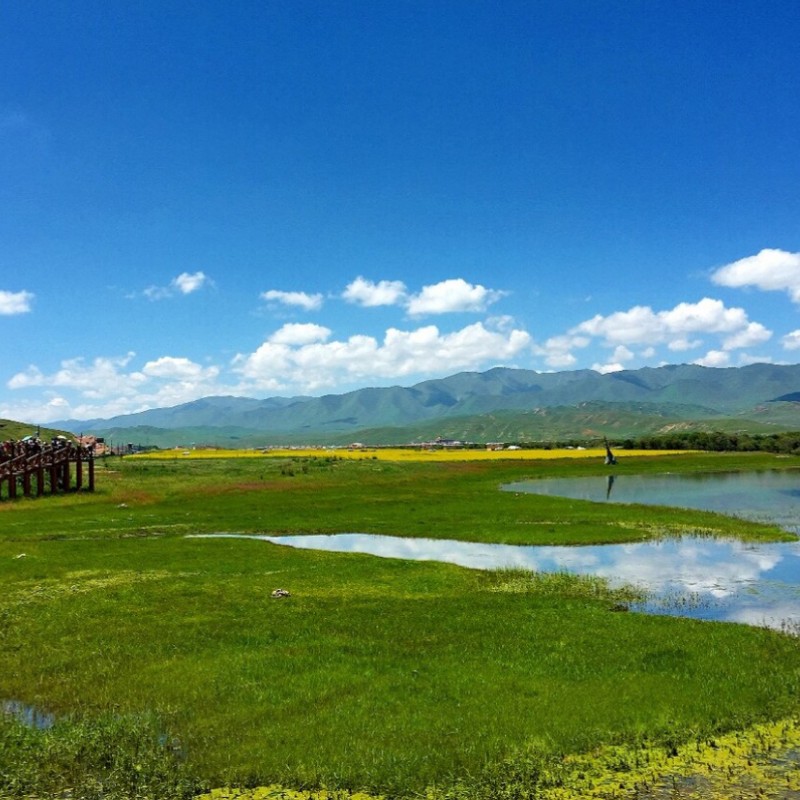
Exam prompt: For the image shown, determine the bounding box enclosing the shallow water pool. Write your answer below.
[195,532,800,632]
[503,469,800,534]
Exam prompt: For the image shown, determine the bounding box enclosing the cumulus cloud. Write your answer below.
[6,352,231,421]
[144,271,210,300]
[269,323,331,346]
[592,362,625,374]
[782,330,800,350]
[141,356,219,381]
[173,271,208,294]
[8,353,137,392]
[611,345,634,362]
[0,395,71,426]
[528,298,773,372]
[340,276,507,316]
[343,277,407,307]
[668,338,702,352]
[721,322,771,350]
[234,321,531,392]
[572,298,769,351]
[261,289,324,311]
[407,279,506,316]
[575,298,751,345]
[694,350,730,368]
[711,248,800,303]
[0,290,34,315]
[535,334,589,369]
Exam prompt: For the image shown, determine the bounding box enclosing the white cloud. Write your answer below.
[144,272,210,300]
[407,279,506,316]
[173,271,208,295]
[535,297,774,372]
[721,322,771,350]
[143,285,172,301]
[593,362,625,374]
[8,354,137,392]
[611,345,634,362]
[234,321,531,392]
[341,275,508,316]
[261,289,324,311]
[667,338,701,352]
[141,356,219,381]
[7,366,45,390]
[342,277,407,307]
[661,298,750,334]
[694,350,730,368]
[782,330,800,351]
[0,290,34,315]
[0,395,72,426]
[535,334,589,369]
[711,248,800,303]
[572,298,769,352]
[589,346,632,374]
[735,352,774,366]
[6,351,234,421]
[269,323,331,346]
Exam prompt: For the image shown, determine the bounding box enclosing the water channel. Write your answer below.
[195,470,800,632]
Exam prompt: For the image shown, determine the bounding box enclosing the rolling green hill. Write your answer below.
[0,419,75,442]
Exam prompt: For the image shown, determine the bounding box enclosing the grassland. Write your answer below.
[1,450,799,799]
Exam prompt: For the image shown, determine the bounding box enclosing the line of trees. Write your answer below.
[618,431,800,454]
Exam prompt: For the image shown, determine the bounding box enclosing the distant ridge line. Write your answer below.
[46,362,800,447]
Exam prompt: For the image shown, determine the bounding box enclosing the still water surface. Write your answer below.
[254,532,800,632]
[195,470,800,631]
[503,469,800,534]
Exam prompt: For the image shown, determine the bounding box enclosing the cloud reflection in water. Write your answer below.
[257,533,800,632]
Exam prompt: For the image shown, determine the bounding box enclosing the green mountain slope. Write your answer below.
[0,419,76,441]
[74,401,799,449]
[53,363,800,446]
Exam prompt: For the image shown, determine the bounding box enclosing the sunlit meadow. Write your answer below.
[1,451,798,799]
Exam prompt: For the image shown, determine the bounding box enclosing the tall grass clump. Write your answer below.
[0,711,202,800]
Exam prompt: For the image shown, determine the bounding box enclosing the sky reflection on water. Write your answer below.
[248,532,800,632]
[193,471,800,632]
[503,469,800,535]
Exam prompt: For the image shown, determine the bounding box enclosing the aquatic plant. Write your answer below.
[0,711,202,800]
[198,718,800,800]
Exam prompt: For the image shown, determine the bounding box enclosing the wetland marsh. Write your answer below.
[1,450,799,799]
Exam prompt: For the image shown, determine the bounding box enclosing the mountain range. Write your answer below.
[55,363,800,447]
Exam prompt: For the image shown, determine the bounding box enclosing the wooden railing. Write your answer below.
[0,440,95,500]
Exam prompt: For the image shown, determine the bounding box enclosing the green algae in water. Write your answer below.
[199,718,800,800]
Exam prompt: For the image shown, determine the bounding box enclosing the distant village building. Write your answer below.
[77,435,108,456]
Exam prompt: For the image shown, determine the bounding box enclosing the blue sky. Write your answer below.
[2,0,799,423]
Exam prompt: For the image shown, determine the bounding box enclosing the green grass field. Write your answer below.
[1,452,799,799]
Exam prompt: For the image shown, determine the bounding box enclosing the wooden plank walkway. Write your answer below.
[0,439,95,500]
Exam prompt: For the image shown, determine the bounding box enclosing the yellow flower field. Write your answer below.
[135,446,689,462]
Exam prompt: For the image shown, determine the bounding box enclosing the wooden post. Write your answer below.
[88,456,95,492]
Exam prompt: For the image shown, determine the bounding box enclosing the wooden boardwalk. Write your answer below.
[0,439,95,500]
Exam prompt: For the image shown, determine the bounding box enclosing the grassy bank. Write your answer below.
[1,452,799,797]
[0,451,796,545]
